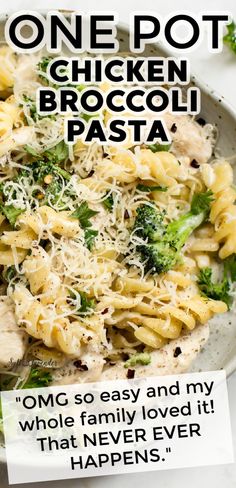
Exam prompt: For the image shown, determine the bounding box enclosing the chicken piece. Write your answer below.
[51,325,209,385]
[163,113,215,165]
[0,297,27,368]
[51,352,105,386]
[100,324,209,380]
[0,126,34,158]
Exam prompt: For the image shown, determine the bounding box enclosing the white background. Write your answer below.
[0,0,236,487]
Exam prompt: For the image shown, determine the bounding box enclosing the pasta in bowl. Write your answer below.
[0,39,235,401]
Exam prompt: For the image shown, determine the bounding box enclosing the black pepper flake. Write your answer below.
[127,369,135,379]
[101,308,109,315]
[190,159,200,168]
[173,347,182,358]
[197,117,206,127]
[121,352,130,361]
[124,209,130,219]
[170,123,177,133]
[73,360,88,371]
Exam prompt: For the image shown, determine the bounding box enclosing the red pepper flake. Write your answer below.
[127,369,135,379]
[170,123,177,133]
[173,347,182,358]
[190,159,200,168]
[124,209,130,219]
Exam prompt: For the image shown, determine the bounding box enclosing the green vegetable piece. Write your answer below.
[103,192,114,210]
[37,57,53,74]
[70,289,95,315]
[25,143,70,170]
[124,352,151,368]
[224,254,236,282]
[31,159,71,183]
[78,292,95,315]
[22,94,37,121]
[148,143,171,153]
[31,160,55,182]
[190,190,214,215]
[22,94,56,122]
[71,201,98,228]
[198,267,230,307]
[134,204,166,242]
[137,184,167,192]
[198,254,236,309]
[76,84,86,91]
[55,166,71,181]
[84,228,98,250]
[0,204,24,227]
[22,368,52,389]
[134,191,213,274]
[2,266,16,283]
[81,112,100,122]
[223,21,236,54]
[44,141,69,164]
[24,145,39,157]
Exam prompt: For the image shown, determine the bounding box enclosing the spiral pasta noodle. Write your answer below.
[202,161,236,259]
[12,284,104,356]
[0,46,17,96]
[110,275,227,349]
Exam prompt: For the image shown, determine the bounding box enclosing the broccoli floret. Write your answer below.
[31,160,55,183]
[124,352,151,368]
[198,255,236,308]
[134,191,213,274]
[198,267,230,306]
[29,159,71,206]
[134,204,166,242]
[44,178,63,206]
[139,240,177,274]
